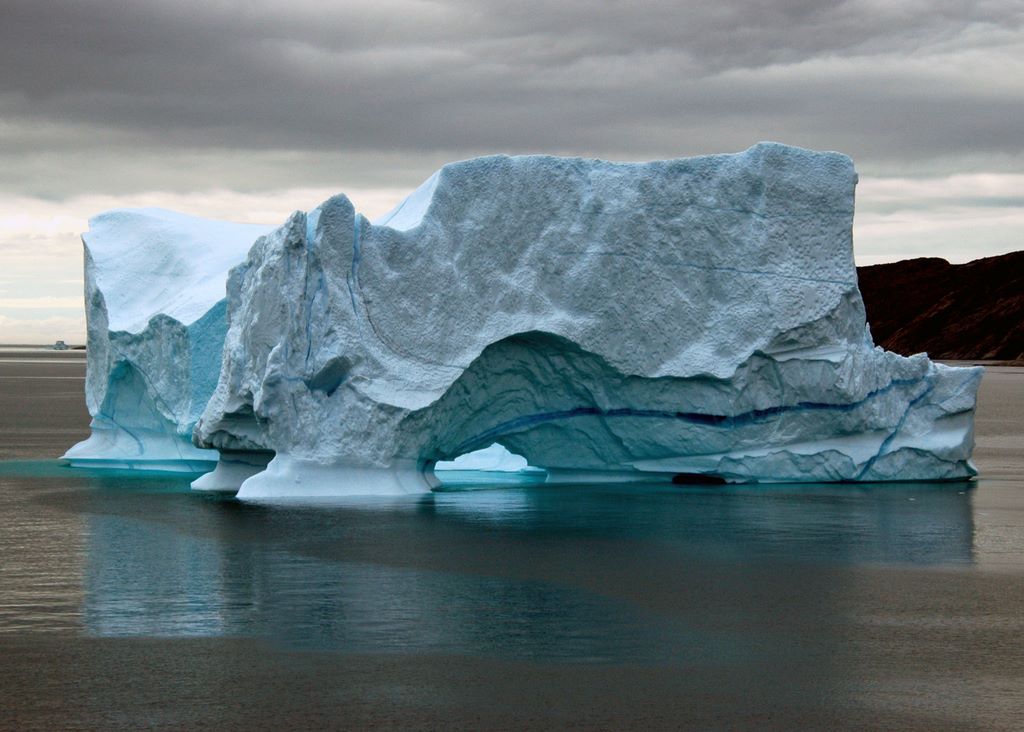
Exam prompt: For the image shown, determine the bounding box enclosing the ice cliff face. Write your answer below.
[62,209,272,471]
[178,142,981,497]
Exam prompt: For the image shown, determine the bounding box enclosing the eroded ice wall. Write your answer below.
[191,143,981,497]
[63,209,272,471]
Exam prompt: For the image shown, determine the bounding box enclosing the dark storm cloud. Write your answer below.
[1,0,1022,191]
[2,0,1022,341]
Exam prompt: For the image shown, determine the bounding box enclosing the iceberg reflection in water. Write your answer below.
[81,479,974,662]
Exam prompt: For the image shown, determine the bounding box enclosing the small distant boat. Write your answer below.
[52,340,69,351]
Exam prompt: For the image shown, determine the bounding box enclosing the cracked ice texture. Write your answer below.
[191,143,981,497]
[62,209,272,471]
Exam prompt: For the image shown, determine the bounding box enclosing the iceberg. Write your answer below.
[435,444,535,473]
[433,443,547,487]
[185,143,980,497]
[64,143,982,496]
[62,209,273,471]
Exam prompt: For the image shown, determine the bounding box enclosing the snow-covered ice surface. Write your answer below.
[177,142,983,498]
[62,209,273,472]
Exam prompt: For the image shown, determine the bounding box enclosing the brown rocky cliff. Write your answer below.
[856,251,1024,361]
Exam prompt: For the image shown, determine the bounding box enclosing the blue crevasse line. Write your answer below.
[854,374,936,480]
[378,191,415,229]
[347,215,362,313]
[550,252,856,287]
[97,413,146,456]
[265,373,314,387]
[303,210,324,363]
[97,360,181,455]
[672,203,852,220]
[452,376,924,456]
[304,268,326,364]
[669,262,854,286]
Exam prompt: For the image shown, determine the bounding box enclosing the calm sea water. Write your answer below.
[1,348,1022,730]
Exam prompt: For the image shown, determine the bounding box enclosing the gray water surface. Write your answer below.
[1,350,1022,730]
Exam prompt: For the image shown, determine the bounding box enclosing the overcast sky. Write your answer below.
[2,0,1022,342]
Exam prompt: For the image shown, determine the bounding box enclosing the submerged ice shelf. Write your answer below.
[64,143,982,497]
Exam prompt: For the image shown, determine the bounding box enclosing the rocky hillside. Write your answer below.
[857,251,1024,361]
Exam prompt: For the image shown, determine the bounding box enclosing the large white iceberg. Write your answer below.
[65,143,982,496]
[62,209,273,471]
